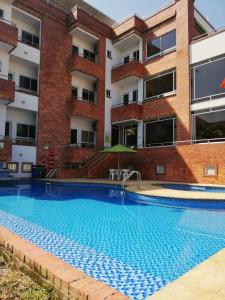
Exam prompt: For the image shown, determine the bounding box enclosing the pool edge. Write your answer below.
[0,226,129,300]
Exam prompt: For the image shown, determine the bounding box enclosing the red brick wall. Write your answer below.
[0,79,15,102]
[0,20,18,48]
[87,144,225,184]
[0,140,12,162]
[112,104,143,123]
[65,147,96,164]
[112,60,144,83]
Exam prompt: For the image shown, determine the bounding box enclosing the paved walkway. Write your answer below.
[52,179,225,200]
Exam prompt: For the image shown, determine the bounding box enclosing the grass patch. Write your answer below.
[0,251,58,300]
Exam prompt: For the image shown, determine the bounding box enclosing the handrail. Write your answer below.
[46,168,57,179]
[122,171,141,190]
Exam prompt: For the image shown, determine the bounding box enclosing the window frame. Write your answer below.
[21,30,39,49]
[204,164,217,177]
[19,75,38,94]
[6,162,19,173]
[146,30,176,60]
[106,89,111,98]
[16,123,36,140]
[21,162,33,173]
[191,55,225,102]
[144,116,176,148]
[107,50,112,59]
[5,121,11,138]
[144,69,176,101]
[70,129,78,145]
[0,9,4,19]
[123,93,129,105]
[82,88,95,104]
[156,164,166,174]
[81,130,95,147]
[83,48,96,63]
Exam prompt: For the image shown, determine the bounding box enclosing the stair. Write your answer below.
[0,162,12,180]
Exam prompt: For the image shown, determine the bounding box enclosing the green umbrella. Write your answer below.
[101,144,136,170]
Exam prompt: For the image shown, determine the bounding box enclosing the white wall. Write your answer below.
[9,91,38,112]
[9,57,38,88]
[0,104,6,137]
[71,75,95,99]
[12,145,36,176]
[0,48,9,77]
[11,42,40,65]
[0,0,12,21]
[72,34,95,54]
[6,108,36,139]
[191,31,225,64]
[70,116,95,145]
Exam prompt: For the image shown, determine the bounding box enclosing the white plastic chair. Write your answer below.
[121,169,130,179]
[109,169,117,180]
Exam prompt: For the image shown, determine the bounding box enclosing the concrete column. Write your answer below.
[0,104,6,138]
[137,121,143,148]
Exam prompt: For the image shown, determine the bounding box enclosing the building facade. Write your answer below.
[0,0,225,183]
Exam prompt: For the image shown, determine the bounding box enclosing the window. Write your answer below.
[82,89,95,103]
[144,117,176,147]
[145,70,176,100]
[133,50,140,61]
[133,90,138,102]
[19,75,38,93]
[71,129,78,144]
[107,50,112,59]
[8,72,14,81]
[17,124,36,139]
[123,93,129,105]
[106,89,111,98]
[0,9,4,18]
[71,86,78,99]
[124,56,130,64]
[192,56,225,101]
[204,165,217,177]
[157,164,165,174]
[83,49,96,62]
[147,30,176,59]
[6,162,18,173]
[5,122,11,137]
[0,61,2,72]
[72,45,79,55]
[193,109,225,143]
[22,163,33,173]
[81,131,95,147]
[22,31,39,48]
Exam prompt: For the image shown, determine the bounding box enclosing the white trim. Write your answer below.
[12,6,41,22]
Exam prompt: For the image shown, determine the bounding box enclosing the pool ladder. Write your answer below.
[122,171,141,190]
[46,168,58,179]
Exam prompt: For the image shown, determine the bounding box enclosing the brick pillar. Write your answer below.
[175,0,195,143]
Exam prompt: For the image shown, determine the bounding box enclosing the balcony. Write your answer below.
[112,59,144,84]
[0,139,12,161]
[68,97,100,120]
[0,18,18,51]
[68,53,102,79]
[0,76,15,104]
[111,102,143,123]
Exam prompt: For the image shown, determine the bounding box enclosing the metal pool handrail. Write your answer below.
[122,171,141,190]
[46,169,57,179]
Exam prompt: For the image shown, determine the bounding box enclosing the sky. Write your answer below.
[85,0,225,28]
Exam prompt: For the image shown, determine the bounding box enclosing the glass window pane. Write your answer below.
[161,30,176,51]
[133,90,138,101]
[72,45,79,55]
[19,75,30,89]
[89,132,95,144]
[22,31,32,45]
[89,91,95,103]
[72,87,78,99]
[29,125,36,138]
[31,79,37,91]
[193,58,225,99]
[17,124,28,137]
[195,110,225,141]
[81,131,88,143]
[124,56,130,64]
[147,37,161,58]
[5,122,10,137]
[82,89,89,100]
[33,35,39,48]
[145,72,175,98]
[71,129,77,144]
[123,93,129,105]
[145,119,174,146]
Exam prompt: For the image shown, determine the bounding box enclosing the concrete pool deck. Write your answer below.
[50,178,225,201]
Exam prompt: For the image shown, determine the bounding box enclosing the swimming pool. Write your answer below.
[161,183,225,193]
[0,180,224,300]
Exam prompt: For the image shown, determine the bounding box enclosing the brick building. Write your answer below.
[0,0,225,183]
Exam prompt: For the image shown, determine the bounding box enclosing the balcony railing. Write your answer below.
[71,51,97,64]
[71,95,97,104]
[0,17,16,27]
[192,26,225,43]
[15,86,38,96]
[112,100,142,108]
[112,57,142,69]
[18,36,40,49]
[191,92,225,103]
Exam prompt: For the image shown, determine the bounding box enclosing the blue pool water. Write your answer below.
[0,180,225,299]
[161,183,225,193]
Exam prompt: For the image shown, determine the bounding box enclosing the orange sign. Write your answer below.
[220,78,225,89]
